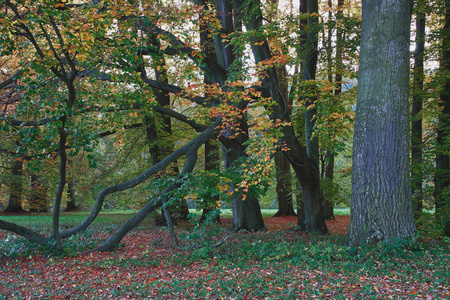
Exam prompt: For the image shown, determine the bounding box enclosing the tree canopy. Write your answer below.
[0,0,449,252]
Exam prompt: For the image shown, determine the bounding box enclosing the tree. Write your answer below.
[233,0,327,233]
[4,158,25,213]
[347,0,416,246]
[273,152,295,217]
[411,1,427,217]
[435,0,450,233]
[0,0,335,252]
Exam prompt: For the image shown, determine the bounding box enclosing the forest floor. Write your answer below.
[0,214,449,299]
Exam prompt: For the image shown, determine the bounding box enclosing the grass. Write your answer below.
[0,208,350,228]
[0,210,449,299]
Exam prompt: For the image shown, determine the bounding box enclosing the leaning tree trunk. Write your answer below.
[347,0,416,246]
[145,40,188,222]
[233,0,327,233]
[303,0,320,169]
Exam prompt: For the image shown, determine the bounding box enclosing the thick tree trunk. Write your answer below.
[435,0,450,228]
[347,0,416,246]
[4,159,25,213]
[231,193,265,232]
[303,0,320,169]
[273,152,296,217]
[411,6,426,217]
[223,136,266,232]
[233,0,326,233]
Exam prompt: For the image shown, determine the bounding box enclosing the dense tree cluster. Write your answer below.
[0,0,449,252]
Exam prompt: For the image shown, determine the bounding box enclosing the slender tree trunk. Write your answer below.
[201,140,221,223]
[4,159,25,213]
[66,176,77,212]
[233,0,326,233]
[52,117,68,250]
[435,0,450,229]
[322,0,338,221]
[411,4,426,217]
[265,0,295,218]
[323,151,335,220]
[273,152,296,217]
[347,0,416,246]
[144,38,188,222]
[29,173,48,213]
[95,121,221,251]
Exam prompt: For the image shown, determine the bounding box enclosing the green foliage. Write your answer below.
[320,177,349,207]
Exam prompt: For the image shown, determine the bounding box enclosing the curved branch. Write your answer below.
[0,219,48,246]
[59,118,221,240]
[94,118,218,251]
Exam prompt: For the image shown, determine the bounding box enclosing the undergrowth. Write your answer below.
[0,214,449,299]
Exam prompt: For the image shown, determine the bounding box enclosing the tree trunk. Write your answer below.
[144,38,189,222]
[223,131,266,232]
[273,152,296,217]
[435,0,450,228]
[303,0,320,169]
[323,151,335,220]
[95,120,221,251]
[347,0,416,246]
[4,159,25,213]
[411,4,426,217]
[52,116,68,250]
[66,176,77,212]
[233,0,327,233]
[201,139,221,223]
[29,173,48,213]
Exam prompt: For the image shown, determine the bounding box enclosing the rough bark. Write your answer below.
[411,5,426,217]
[347,0,416,246]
